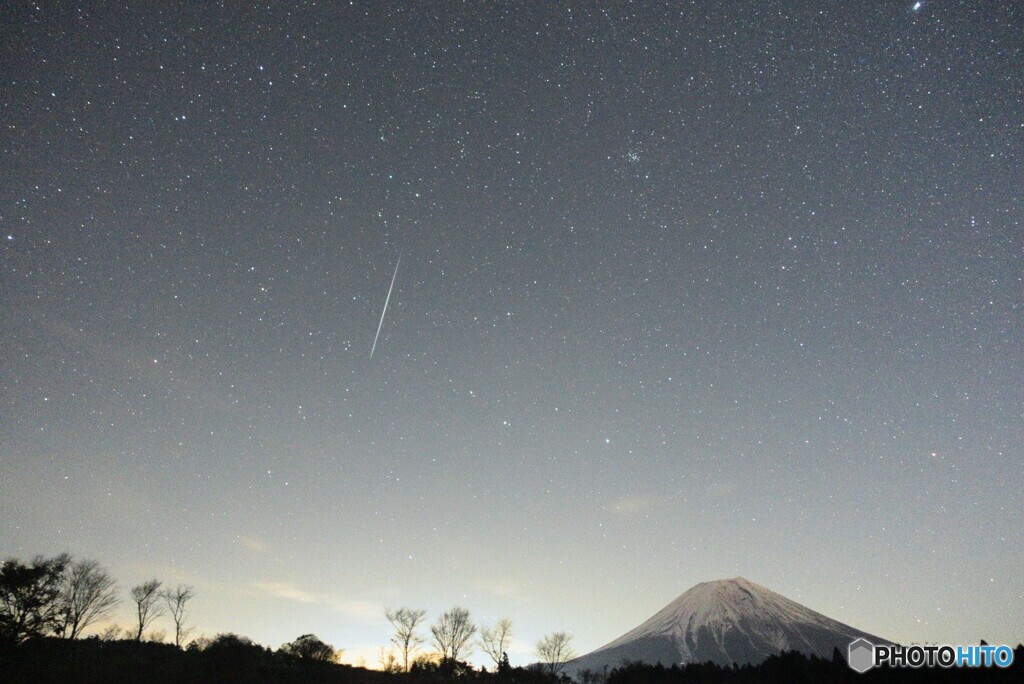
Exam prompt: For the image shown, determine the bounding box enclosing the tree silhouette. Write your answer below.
[385,606,427,671]
[56,558,119,639]
[430,606,476,664]
[161,584,194,647]
[0,554,70,646]
[479,617,514,670]
[280,633,340,662]
[536,631,575,678]
[129,579,164,641]
[98,624,124,641]
[378,646,402,673]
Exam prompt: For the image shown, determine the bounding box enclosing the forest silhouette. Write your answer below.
[2,552,1021,683]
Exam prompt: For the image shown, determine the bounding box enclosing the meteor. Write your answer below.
[370,252,401,359]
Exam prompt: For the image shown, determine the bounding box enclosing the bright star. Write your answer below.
[912,2,922,10]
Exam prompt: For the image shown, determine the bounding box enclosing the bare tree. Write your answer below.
[385,606,427,672]
[430,606,475,664]
[378,646,402,673]
[129,579,164,641]
[146,628,167,643]
[98,624,124,641]
[478,617,513,669]
[161,584,194,648]
[536,631,575,678]
[56,559,120,639]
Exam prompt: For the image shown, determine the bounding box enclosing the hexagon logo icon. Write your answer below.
[848,638,875,673]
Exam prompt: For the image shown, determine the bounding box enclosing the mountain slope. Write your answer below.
[567,577,889,671]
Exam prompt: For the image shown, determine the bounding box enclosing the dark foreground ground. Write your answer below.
[1,639,1022,684]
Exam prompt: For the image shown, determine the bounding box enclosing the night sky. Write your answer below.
[2,0,1022,665]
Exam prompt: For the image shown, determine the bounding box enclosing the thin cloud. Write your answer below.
[252,581,315,603]
[239,536,268,553]
[250,582,381,621]
[322,597,383,621]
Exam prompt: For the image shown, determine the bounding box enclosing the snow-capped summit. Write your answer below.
[566,577,889,671]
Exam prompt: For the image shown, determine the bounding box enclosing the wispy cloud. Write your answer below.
[322,597,383,621]
[239,536,268,553]
[250,581,381,621]
[252,581,316,603]
[505,636,536,657]
[469,575,522,600]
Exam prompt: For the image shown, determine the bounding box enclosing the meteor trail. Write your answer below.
[370,252,401,359]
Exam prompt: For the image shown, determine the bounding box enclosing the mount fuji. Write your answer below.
[566,577,890,672]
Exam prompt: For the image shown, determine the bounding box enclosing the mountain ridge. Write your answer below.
[566,577,890,672]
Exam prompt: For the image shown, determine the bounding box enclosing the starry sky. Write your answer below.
[1,0,1022,665]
